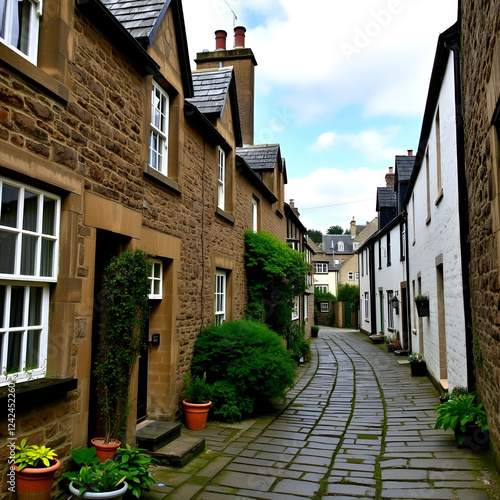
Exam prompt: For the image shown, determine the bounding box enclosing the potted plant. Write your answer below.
[93,249,151,460]
[384,335,395,352]
[14,439,60,500]
[439,391,451,404]
[408,352,427,376]
[414,294,430,317]
[182,372,212,430]
[64,460,128,499]
[434,393,489,449]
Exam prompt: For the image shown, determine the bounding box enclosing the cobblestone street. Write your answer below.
[147,327,500,499]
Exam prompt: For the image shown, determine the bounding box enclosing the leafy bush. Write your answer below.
[191,320,296,422]
[311,325,319,338]
[244,231,310,334]
[337,283,359,304]
[183,372,211,403]
[434,393,489,444]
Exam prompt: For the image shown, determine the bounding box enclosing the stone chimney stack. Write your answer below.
[385,167,395,188]
[350,217,356,238]
[195,27,257,146]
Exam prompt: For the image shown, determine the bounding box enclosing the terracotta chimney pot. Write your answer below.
[215,30,227,50]
[408,149,413,156]
[234,26,246,48]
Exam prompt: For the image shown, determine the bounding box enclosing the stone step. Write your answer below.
[151,435,205,468]
[136,421,182,451]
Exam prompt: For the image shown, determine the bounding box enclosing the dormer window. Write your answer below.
[0,0,42,63]
[338,241,344,251]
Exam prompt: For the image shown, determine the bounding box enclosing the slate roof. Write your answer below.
[101,0,166,39]
[395,155,416,183]
[236,144,281,171]
[322,235,356,256]
[376,187,397,210]
[186,69,233,117]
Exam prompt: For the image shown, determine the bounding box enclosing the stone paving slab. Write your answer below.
[149,327,500,499]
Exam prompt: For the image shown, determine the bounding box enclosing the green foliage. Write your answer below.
[94,248,151,443]
[63,460,126,495]
[327,225,344,235]
[191,320,296,422]
[407,352,425,363]
[307,229,323,244]
[64,446,156,498]
[311,325,319,338]
[183,372,211,404]
[337,283,359,304]
[314,288,336,302]
[14,439,57,470]
[414,294,429,301]
[115,445,157,498]
[434,393,489,444]
[244,230,310,334]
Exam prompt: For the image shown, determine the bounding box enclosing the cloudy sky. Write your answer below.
[182,0,458,233]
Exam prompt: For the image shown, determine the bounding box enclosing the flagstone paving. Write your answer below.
[145,327,500,499]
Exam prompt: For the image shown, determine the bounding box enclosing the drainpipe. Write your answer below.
[369,239,377,335]
[403,211,412,353]
[445,39,475,391]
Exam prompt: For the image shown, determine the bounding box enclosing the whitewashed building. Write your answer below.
[405,23,473,392]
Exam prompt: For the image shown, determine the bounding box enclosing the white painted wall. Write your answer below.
[358,247,371,334]
[373,222,407,343]
[406,50,468,391]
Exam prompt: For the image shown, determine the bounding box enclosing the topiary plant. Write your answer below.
[94,248,151,444]
[191,320,296,422]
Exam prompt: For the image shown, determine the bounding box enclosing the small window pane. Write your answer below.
[7,332,22,373]
[0,230,16,273]
[0,0,6,39]
[153,280,160,295]
[1,184,19,227]
[153,262,160,278]
[26,330,40,369]
[42,198,56,235]
[28,286,42,326]
[10,285,24,327]
[13,0,32,55]
[23,191,38,231]
[0,285,5,327]
[21,233,37,275]
[40,238,54,277]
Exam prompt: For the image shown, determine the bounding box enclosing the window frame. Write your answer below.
[148,258,163,300]
[149,82,169,176]
[387,232,391,267]
[251,197,258,232]
[315,262,328,274]
[315,284,328,294]
[320,302,329,313]
[0,0,42,64]
[217,147,225,211]
[387,290,394,329]
[364,292,369,321]
[214,269,226,326]
[348,271,354,280]
[291,296,299,321]
[0,176,60,387]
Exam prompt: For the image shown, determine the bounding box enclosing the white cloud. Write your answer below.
[286,167,383,233]
[311,132,337,151]
[310,127,401,161]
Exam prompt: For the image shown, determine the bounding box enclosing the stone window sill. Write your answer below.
[216,207,235,224]
[144,165,182,194]
[0,44,70,103]
[0,377,77,417]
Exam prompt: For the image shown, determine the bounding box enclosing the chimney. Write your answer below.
[407,149,413,156]
[350,217,356,238]
[215,30,227,50]
[195,26,257,145]
[385,167,395,188]
[234,26,246,48]
[289,199,294,209]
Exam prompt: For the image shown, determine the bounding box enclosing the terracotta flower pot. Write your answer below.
[90,438,121,462]
[15,458,60,500]
[183,400,211,430]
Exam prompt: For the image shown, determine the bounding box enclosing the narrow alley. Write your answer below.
[148,327,500,500]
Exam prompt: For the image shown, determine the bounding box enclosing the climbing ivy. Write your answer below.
[244,230,310,334]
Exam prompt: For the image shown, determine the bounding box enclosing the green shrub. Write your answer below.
[191,320,296,422]
[311,325,319,338]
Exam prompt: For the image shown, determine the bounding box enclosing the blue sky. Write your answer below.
[182,0,458,233]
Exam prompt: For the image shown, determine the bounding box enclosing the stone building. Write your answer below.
[460,0,500,468]
[0,0,296,494]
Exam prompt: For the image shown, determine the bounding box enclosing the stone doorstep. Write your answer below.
[136,421,182,451]
[151,436,206,468]
[369,334,385,344]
